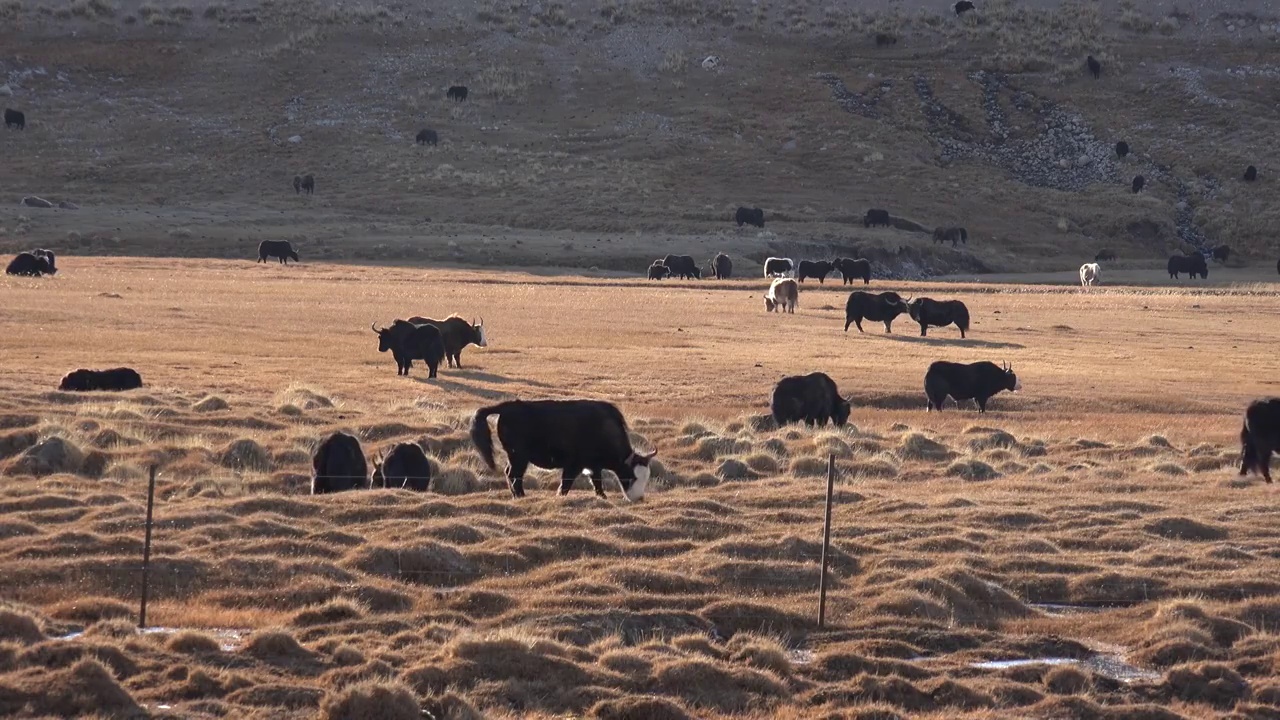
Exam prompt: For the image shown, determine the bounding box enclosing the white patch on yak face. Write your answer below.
[476,323,488,348]
[624,463,651,502]
[1013,379,1023,392]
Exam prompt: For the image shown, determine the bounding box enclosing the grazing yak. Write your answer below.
[648,262,670,280]
[372,319,446,377]
[932,226,967,246]
[5,252,56,277]
[1087,55,1101,79]
[416,128,439,146]
[765,278,798,313]
[1239,398,1280,484]
[771,372,852,428]
[1095,249,1116,262]
[312,432,368,494]
[4,108,24,130]
[293,174,315,195]
[58,367,143,392]
[954,0,974,14]
[908,297,971,338]
[711,253,732,279]
[925,360,1021,413]
[447,85,469,101]
[1168,253,1208,280]
[406,315,488,369]
[763,257,794,278]
[864,208,891,228]
[372,442,433,491]
[258,239,299,264]
[844,291,909,333]
[832,257,871,285]
[797,260,835,284]
[735,206,765,228]
[1211,245,1231,263]
[662,254,701,280]
[31,249,56,272]
[1115,141,1129,158]
[874,32,897,46]
[1244,165,1258,182]
[1079,262,1100,288]
[1132,175,1145,193]
[471,399,656,501]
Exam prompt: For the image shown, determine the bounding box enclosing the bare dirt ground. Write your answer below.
[1,259,1280,719]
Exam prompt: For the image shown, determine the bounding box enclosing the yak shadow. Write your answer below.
[877,333,1025,350]
[448,369,552,388]
[414,377,516,401]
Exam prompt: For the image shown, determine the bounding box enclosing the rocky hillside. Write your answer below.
[1,0,1278,274]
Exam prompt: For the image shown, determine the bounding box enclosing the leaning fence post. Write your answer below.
[139,465,158,629]
[818,453,836,629]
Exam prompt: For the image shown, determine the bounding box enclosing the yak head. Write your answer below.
[289,249,300,262]
[1002,361,1022,392]
[906,297,925,320]
[472,318,488,348]
[764,296,777,312]
[619,449,658,502]
[371,323,394,352]
[834,398,853,427]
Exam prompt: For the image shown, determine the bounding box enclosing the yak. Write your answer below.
[1168,253,1208,279]
[796,260,835,284]
[1087,55,1101,79]
[312,432,368,494]
[711,253,732,279]
[1116,141,1129,158]
[765,278,798,313]
[954,0,974,14]
[832,257,871,285]
[1239,398,1280,484]
[763,257,794,278]
[864,208,891,228]
[844,291,909,333]
[372,319,446,377]
[258,239,299,264]
[447,85,469,101]
[662,254,701,280]
[1132,175,1145,193]
[925,360,1020,413]
[372,442,433,491]
[4,108,24,130]
[1095,249,1116,262]
[416,128,439,146]
[771,372,851,428]
[293,174,315,195]
[932,226,966,246]
[471,399,656,501]
[5,252,55,277]
[1211,245,1231,263]
[908,297,971,338]
[648,262,670,280]
[735,206,765,228]
[31,249,56,272]
[1245,165,1258,182]
[406,315,488,369]
[1079,262,1100,288]
[58,367,143,392]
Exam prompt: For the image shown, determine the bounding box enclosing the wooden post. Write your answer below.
[139,465,158,629]
[818,453,836,629]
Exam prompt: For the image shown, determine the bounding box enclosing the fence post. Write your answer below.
[818,453,836,629]
[139,465,158,629]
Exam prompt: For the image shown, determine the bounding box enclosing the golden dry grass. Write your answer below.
[0,259,1279,718]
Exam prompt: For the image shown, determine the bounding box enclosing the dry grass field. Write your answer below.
[2,259,1280,719]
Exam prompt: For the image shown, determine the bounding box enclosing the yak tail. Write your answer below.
[470,404,506,470]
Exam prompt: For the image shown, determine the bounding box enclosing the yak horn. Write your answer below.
[371,322,380,333]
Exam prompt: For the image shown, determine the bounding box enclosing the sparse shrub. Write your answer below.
[218,438,270,471]
[321,680,420,720]
[659,49,688,73]
[167,631,222,654]
[716,458,756,481]
[244,629,313,659]
[1164,662,1250,708]
[1147,462,1188,476]
[1043,664,1091,694]
[727,634,793,677]
[0,610,45,644]
[332,644,365,666]
[8,436,84,476]
[293,598,365,626]
[477,65,530,102]
[592,695,693,720]
[85,618,137,638]
[899,432,955,461]
[743,453,779,474]
[789,455,829,478]
[433,466,479,495]
[48,597,132,624]
[966,429,1017,452]
[0,429,38,460]
[946,458,1000,481]
[0,0,23,19]
[847,457,899,479]
[695,435,751,460]
[192,395,229,412]
[346,543,477,586]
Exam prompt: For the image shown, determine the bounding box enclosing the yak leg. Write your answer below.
[959,327,966,339]
[1258,442,1274,483]
[587,469,607,498]
[506,461,527,498]
[919,324,928,337]
[883,319,892,333]
[976,397,988,413]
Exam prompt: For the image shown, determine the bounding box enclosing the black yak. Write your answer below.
[908,297,971,338]
[797,260,835,284]
[1240,398,1280,484]
[258,240,299,264]
[31,249,56,272]
[648,262,670,280]
[1095,249,1116,262]
[447,85,469,101]
[864,208,891,228]
[406,315,488,369]
[471,399,656,500]
[372,320,446,377]
[416,128,439,146]
[5,252,55,277]
[925,360,1020,413]
[293,174,315,194]
[711,253,732,279]
[1168,253,1208,279]
[4,108,24,130]
[954,0,974,14]
[1132,175,1145,193]
[662,254,700,280]
[763,257,794,278]
[771,372,851,428]
[844,291,909,333]
[1244,165,1258,182]
[932,226,967,246]
[58,368,143,392]
[1116,141,1129,158]
[1087,55,1101,79]
[372,442,433,491]
[735,206,765,228]
[312,432,368,494]
[1211,245,1230,264]
[832,257,871,285]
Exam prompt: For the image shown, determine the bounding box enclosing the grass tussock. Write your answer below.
[321,680,420,720]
